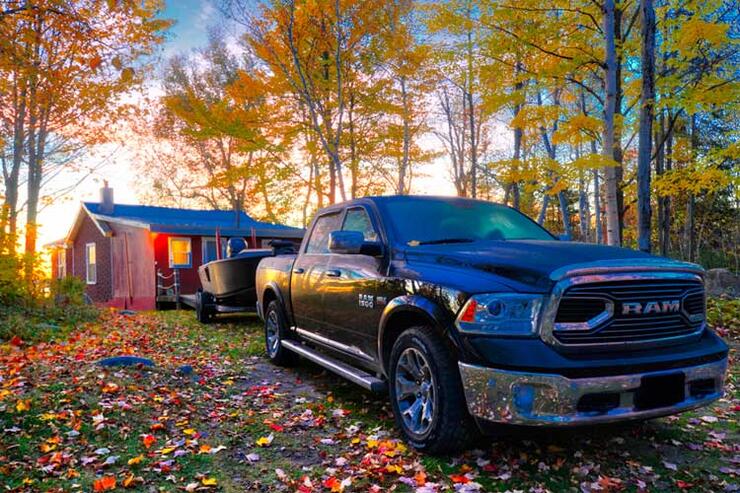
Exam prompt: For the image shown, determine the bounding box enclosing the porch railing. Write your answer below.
[155,268,181,309]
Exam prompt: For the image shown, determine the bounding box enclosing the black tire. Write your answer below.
[388,326,476,454]
[264,300,297,366]
[196,290,214,324]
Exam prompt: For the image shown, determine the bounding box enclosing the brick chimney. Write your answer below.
[99,180,114,214]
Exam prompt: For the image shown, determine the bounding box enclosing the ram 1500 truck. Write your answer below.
[255,196,728,453]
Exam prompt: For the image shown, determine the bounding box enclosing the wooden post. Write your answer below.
[174,269,181,310]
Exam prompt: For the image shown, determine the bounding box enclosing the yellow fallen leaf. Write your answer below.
[256,434,274,447]
[385,464,402,474]
[127,455,144,466]
[123,474,136,488]
[16,399,30,412]
[183,428,196,436]
[159,447,175,455]
[202,477,218,486]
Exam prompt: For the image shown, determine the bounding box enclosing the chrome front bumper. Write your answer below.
[458,358,727,426]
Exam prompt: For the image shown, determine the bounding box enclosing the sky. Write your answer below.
[36,0,459,248]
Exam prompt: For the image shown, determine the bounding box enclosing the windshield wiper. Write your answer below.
[415,238,476,245]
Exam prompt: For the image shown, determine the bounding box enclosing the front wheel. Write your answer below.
[388,326,475,454]
[264,300,297,366]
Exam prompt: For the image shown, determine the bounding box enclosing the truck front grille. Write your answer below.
[553,279,705,345]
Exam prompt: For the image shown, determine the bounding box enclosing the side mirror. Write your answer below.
[329,230,364,254]
[558,233,572,242]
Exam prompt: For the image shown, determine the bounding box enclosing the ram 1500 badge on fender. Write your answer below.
[255,196,728,454]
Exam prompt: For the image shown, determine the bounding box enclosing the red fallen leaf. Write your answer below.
[9,335,23,347]
[142,434,156,449]
[269,423,284,432]
[93,476,116,491]
[150,423,165,432]
[323,476,341,491]
[597,476,624,491]
[676,480,694,489]
[414,471,427,486]
[449,474,470,484]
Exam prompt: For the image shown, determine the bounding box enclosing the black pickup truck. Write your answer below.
[255,196,728,453]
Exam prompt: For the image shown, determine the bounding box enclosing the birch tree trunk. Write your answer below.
[603,0,621,246]
[636,0,655,252]
[399,75,410,195]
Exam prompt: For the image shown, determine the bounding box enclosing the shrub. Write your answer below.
[51,276,88,306]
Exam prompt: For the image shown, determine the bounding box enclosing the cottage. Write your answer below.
[51,183,304,310]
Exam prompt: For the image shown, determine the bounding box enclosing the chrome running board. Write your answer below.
[281,340,387,393]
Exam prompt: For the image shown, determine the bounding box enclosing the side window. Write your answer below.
[169,237,192,268]
[342,208,378,242]
[305,212,342,254]
[85,243,96,285]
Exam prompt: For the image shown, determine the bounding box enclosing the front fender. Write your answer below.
[261,281,290,323]
[377,295,458,374]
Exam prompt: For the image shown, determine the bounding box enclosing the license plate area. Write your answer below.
[634,373,685,410]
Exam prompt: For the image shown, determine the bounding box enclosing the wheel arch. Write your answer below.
[261,282,288,322]
[377,295,455,376]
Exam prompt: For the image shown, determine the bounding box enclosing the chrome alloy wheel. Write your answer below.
[265,309,280,357]
[394,347,436,435]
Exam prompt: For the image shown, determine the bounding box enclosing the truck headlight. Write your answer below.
[455,293,544,336]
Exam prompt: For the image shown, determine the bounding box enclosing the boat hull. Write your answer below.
[198,250,272,307]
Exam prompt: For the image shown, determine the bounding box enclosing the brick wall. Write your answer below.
[71,214,112,303]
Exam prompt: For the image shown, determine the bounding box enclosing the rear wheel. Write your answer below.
[196,290,214,324]
[264,300,297,366]
[388,326,475,454]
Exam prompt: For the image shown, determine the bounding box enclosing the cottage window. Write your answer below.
[85,243,96,284]
[57,249,66,279]
[202,237,226,264]
[169,237,192,268]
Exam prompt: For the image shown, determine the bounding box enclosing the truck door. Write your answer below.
[322,206,386,363]
[290,211,342,333]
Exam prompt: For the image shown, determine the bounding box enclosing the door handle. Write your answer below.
[293,267,305,274]
[325,269,341,277]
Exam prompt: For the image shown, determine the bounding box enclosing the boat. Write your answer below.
[195,238,295,322]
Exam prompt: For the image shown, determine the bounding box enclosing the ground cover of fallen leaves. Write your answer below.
[1,309,738,492]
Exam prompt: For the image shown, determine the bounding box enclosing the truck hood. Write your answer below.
[402,240,696,293]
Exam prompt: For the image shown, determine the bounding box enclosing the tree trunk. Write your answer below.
[614,5,625,244]
[348,93,358,199]
[686,114,698,262]
[636,0,655,252]
[594,168,603,244]
[603,0,621,246]
[4,80,27,237]
[663,114,673,254]
[579,170,591,241]
[511,62,523,210]
[399,76,410,195]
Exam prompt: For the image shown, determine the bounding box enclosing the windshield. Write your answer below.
[379,197,554,245]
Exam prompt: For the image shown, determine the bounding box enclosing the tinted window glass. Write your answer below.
[379,197,553,244]
[306,212,342,254]
[342,208,378,241]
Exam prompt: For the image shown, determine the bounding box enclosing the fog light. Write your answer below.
[513,384,535,414]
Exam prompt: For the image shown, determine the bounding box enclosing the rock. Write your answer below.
[705,268,740,298]
[97,356,155,367]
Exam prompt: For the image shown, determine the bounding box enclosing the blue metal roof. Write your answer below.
[83,202,304,238]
